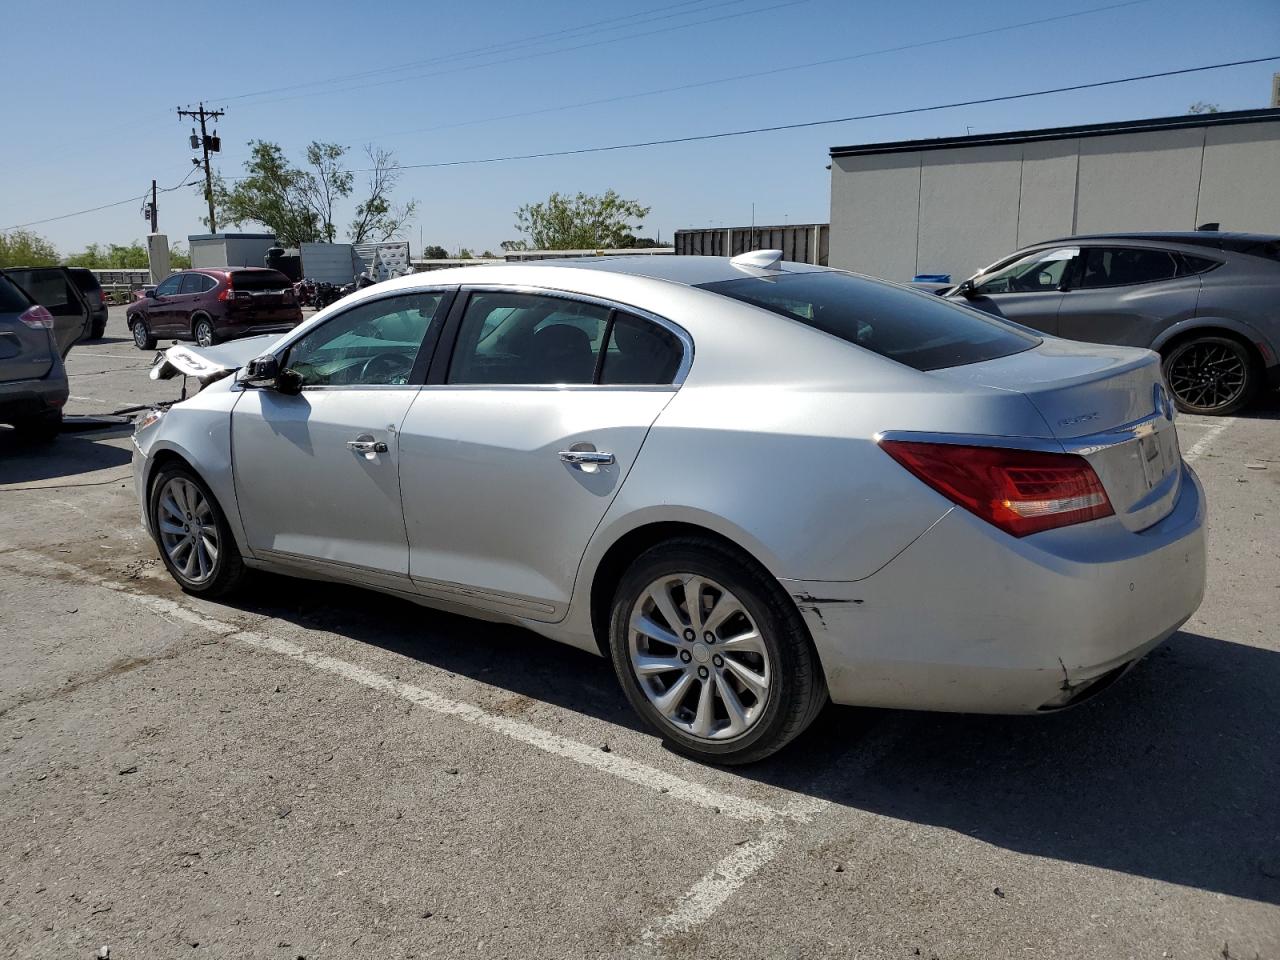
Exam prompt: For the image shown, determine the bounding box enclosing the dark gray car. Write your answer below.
[948,232,1280,415]
[0,270,74,440]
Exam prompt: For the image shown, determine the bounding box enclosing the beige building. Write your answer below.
[828,108,1280,283]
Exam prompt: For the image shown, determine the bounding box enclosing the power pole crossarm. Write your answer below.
[177,102,225,233]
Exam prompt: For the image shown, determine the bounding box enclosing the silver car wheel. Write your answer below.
[194,319,214,347]
[132,320,149,348]
[156,477,220,584]
[628,574,771,741]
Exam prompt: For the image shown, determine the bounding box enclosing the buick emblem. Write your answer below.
[1153,382,1175,421]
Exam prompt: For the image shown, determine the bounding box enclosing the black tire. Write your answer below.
[609,537,827,764]
[1162,334,1257,416]
[12,409,62,442]
[193,315,217,347]
[148,463,245,598]
[90,317,107,340]
[130,316,156,351]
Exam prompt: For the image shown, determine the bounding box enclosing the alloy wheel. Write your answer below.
[195,320,214,347]
[627,574,771,741]
[155,477,220,584]
[1165,340,1248,413]
[132,321,149,348]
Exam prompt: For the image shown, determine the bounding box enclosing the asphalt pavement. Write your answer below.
[1,305,1277,959]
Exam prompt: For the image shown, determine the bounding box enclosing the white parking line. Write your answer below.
[1182,418,1235,464]
[3,551,784,824]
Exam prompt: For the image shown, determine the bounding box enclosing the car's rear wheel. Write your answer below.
[90,317,107,340]
[149,464,245,598]
[130,317,156,350]
[193,316,217,347]
[609,538,827,764]
[1162,335,1257,416]
[12,410,62,442]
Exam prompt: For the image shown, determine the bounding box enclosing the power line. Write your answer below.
[364,55,1280,172]
[230,0,809,110]
[361,0,1154,143]
[0,166,205,232]
[211,0,728,104]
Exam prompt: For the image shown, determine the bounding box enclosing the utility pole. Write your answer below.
[150,179,158,233]
[177,102,224,232]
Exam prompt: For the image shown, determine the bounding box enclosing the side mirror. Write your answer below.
[146,287,159,298]
[243,356,302,395]
[957,279,978,298]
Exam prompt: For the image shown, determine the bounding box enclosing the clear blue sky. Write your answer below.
[3,0,1277,256]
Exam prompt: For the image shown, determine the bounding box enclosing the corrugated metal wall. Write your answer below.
[673,224,829,264]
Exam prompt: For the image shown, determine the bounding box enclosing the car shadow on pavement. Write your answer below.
[747,631,1280,906]
[0,429,133,485]
[222,573,1278,904]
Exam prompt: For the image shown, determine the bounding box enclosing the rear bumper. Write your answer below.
[787,463,1207,714]
[0,363,69,422]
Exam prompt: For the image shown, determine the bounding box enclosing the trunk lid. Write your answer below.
[933,337,1182,532]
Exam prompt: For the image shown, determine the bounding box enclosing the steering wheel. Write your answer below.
[359,352,412,384]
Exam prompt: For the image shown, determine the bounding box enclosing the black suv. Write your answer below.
[67,267,109,339]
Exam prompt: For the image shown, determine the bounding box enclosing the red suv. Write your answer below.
[126,268,303,350]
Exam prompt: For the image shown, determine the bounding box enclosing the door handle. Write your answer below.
[559,449,614,466]
[347,436,389,456]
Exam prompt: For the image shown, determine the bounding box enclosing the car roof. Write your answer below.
[511,254,834,286]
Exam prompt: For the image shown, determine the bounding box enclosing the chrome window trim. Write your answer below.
[446,283,694,387]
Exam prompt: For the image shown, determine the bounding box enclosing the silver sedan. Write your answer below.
[132,252,1206,763]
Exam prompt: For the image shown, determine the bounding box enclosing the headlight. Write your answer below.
[135,408,165,433]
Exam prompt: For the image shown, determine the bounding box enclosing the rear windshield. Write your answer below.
[699,271,1039,371]
[0,273,32,313]
[67,268,102,292]
[231,270,292,291]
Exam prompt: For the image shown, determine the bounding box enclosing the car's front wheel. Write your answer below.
[149,464,245,598]
[1162,335,1257,416]
[609,537,827,764]
[130,316,156,350]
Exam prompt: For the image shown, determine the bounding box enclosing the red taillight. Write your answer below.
[217,274,232,302]
[98,289,107,305]
[879,439,1114,537]
[18,305,54,329]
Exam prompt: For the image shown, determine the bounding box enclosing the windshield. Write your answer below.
[699,270,1039,371]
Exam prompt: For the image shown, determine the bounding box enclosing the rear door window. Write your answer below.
[68,269,101,294]
[1077,248,1180,288]
[447,292,611,385]
[179,273,204,294]
[699,271,1039,371]
[599,313,684,385]
[1178,254,1220,276]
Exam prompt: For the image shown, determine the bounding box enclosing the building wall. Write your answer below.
[829,118,1280,282]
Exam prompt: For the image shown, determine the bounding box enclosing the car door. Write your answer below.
[953,246,1082,335]
[231,289,453,589]
[397,288,689,621]
[146,273,184,334]
[1055,246,1200,348]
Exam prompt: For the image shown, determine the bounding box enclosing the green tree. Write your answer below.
[64,240,191,269]
[514,190,650,250]
[0,228,60,267]
[1187,101,1220,114]
[456,248,473,260]
[500,239,528,252]
[421,244,449,260]
[210,140,320,246]
[169,244,192,269]
[480,250,496,259]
